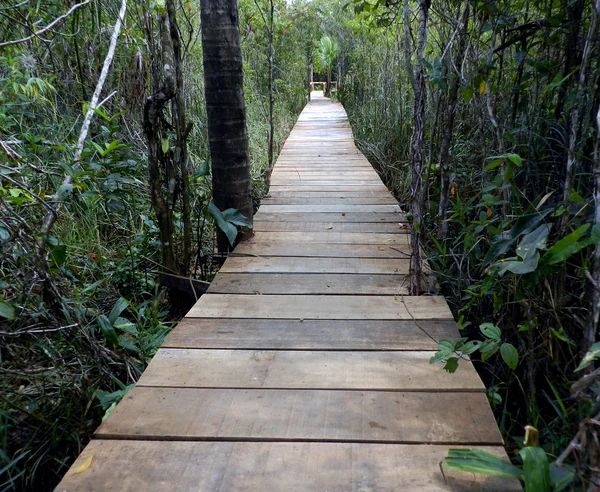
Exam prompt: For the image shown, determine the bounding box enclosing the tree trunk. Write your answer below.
[409,0,430,295]
[200,0,254,252]
[325,68,332,97]
[165,0,192,274]
[264,0,276,190]
[438,2,469,239]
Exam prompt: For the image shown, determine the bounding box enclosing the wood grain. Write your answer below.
[57,441,520,491]
[163,319,459,350]
[96,387,502,444]
[187,294,453,319]
[137,349,484,391]
[207,273,409,295]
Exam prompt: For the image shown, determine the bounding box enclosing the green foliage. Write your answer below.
[443,447,574,491]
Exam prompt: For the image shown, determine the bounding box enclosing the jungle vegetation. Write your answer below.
[1,0,600,489]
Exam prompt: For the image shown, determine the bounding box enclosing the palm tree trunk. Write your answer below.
[199,0,254,252]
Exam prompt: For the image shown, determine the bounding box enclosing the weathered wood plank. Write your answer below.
[254,212,406,223]
[137,349,484,391]
[254,221,409,233]
[187,294,451,319]
[219,257,409,275]
[56,441,520,491]
[163,319,458,350]
[261,197,398,205]
[96,387,502,444]
[248,232,409,244]
[268,185,389,193]
[257,205,401,213]
[232,242,409,258]
[208,273,409,295]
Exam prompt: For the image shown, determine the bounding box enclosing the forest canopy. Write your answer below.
[1,0,600,489]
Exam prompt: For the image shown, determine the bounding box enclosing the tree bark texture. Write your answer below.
[200,0,254,252]
[408,0,429,294]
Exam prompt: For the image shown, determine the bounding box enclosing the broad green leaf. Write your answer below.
[0,300,15,320]
[97,314,118,346]
[500,343,519,369]
[108,297,129,325]
[161,138,169,154]
[549,462,575,491]
[443,448,522,479]
[541,224,590,265]
[222,208,253,228]
[575,341,600,371]
[519,447,550,492]
[0,226,9,241]
[208,202,238,245]
[480,323,501,341]
[443,357,459,373]
[57,183,74,200]
[49,244,67,267]
[194,161,210,178]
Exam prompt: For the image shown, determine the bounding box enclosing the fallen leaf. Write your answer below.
[377,246,385,251]
[327,225,333,230]
[72,455,93,475]
[341,213,346,216]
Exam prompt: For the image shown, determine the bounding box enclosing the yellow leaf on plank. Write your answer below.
[377,246,385,251]
[72,455,93,475]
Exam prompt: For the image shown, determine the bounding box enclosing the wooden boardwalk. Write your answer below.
[57,93,518,491]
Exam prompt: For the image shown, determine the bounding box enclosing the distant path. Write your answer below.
[57,91,518,491]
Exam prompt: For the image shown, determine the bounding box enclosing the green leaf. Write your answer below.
[480,323,501,341]
[161,138,169,154]
[500,343,519,369]
[443,448,522,479]
[541,224,590,265]
[575,341,600,371]
[49,244,67,267]
[549,462,574,491]
[194,161,210,178]
[57,183,74,200]
[0,300,15,320]
[519,447,551,492]
[222,208,253,228]
[443,357,459,373]
[208,202,238,246]
[97,314,118,346]
[0,226,9,241]
[109,297,129,325]
[493,224,550,276]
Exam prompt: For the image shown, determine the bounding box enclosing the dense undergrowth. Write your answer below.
[338,0,600,487]
[0,1,308,489]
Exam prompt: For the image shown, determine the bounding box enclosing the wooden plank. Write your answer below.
[254,212,406,223]
[248,231,409,244]
[219,257,409,275]
[266,190,392,197]
[208,273,409,295]
[269,181,386,187]
[254,222,409,233]
[257,205,401,213]
[232,242,409,258]
[164,318,458,350]
[96,387,502,444]
[268,185,389,193]
[57,441,520,491]
[137,349,484,391]
[188,294,451,320]
[261,197,398,205]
